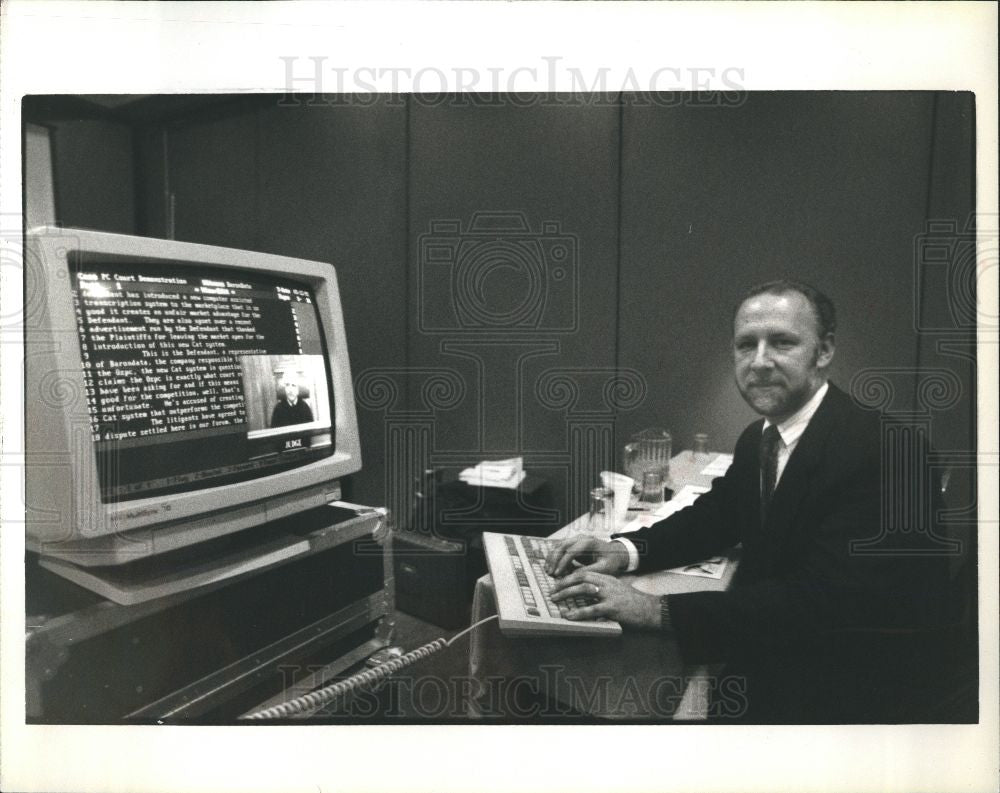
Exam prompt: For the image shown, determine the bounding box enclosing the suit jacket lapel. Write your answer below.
[762,384,841,539]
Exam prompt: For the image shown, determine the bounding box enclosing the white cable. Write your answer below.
[244,615,499,720]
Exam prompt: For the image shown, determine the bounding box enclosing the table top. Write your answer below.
[562,449,731,527]
[668,449,732,486]
[501,448,737,585]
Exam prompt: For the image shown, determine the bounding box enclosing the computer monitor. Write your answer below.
[24,227,362,567]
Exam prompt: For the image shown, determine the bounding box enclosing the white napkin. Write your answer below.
[458,457,526,489]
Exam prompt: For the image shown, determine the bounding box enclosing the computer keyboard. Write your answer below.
[483,532,622,637]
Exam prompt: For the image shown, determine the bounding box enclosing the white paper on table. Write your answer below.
[618,484,709,532]
[699,453,734,477]
[459,456,525,488]
[477,456,522,477]
[458,470,527,489]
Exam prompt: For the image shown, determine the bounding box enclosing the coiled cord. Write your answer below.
[244,614,498,720]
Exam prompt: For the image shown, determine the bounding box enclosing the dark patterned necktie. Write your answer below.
[759,424,782,523]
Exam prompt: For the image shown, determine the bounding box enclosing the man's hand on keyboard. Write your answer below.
[544,536,628,578]
[549,569,661,630]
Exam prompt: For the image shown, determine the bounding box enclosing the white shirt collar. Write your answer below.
[763,381,829,448]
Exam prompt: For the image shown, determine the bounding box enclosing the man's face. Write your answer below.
[284,380,300,401]
[733,291,834,423]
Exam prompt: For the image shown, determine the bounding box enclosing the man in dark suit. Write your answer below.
[548,280,954,722]
[270,374,314,428]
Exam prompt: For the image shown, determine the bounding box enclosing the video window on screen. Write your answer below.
[240,353,330,437]
[70,260,337,502]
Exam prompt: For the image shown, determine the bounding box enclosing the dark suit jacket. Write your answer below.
[270,398,314,428]
[621,383,954,722]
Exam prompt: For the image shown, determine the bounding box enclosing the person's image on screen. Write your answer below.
[546,279,958,723]
[270,374,314,428]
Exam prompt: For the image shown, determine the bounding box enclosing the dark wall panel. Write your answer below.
[51,119,135,234]
[160,100,408,510]
[135,126,169,239]
[168,113,259,249]
[408,99,621,523]
[915,92,977,574]
[34,92,975,541]
[917,91,976,447]
[256,100,408,509]
[619,93,935,454]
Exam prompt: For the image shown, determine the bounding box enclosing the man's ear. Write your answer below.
[816,334,835,369]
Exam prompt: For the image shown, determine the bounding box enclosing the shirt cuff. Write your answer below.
[612,537,640,572]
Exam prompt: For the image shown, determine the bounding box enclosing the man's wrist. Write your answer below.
[608,539,630,573]
[610,537,639,572]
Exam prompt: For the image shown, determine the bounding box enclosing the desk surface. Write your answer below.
[468,451,737,720]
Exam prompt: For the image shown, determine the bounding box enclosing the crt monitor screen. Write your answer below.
[71,259,337,502]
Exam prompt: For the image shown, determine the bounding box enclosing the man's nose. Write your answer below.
[750,342,773,369]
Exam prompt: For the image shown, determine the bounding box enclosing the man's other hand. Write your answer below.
[549,569,661,630]
[544,536,628,578]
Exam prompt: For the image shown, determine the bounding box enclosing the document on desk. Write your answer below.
[619,483,728,579]
[620,485,709,531]
[458,457,526,488]
[699,453,734,477]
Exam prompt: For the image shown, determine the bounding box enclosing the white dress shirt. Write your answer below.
[614,381,830,573]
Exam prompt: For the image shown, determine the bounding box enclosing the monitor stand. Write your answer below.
[34,503,383,606]
[27,481,345,567]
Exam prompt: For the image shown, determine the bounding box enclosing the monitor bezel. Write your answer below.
[25,226,362,551]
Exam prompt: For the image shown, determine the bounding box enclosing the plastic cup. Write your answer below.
[600,470,635,529]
